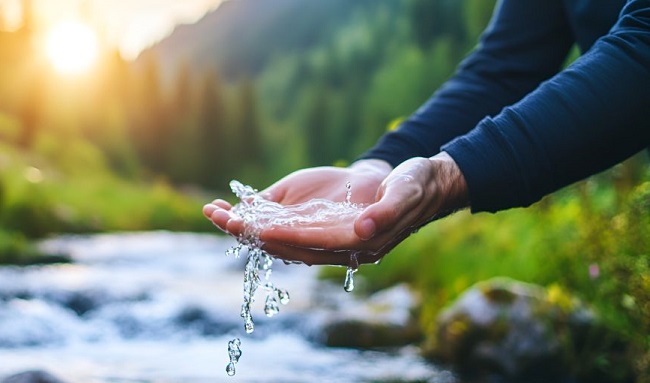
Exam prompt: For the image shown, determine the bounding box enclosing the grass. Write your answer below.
[0,139,216,264]
[320,159,650,381]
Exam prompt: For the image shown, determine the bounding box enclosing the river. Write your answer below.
[0,232,454,383]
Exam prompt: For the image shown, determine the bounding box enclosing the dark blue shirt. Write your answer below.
[359,0,650,212]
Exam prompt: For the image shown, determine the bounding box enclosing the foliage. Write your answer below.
[1,1,649,378]
[346,158,650,381]
[0,142,210,242]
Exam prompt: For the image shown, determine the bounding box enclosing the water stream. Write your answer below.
[0,231,453,383]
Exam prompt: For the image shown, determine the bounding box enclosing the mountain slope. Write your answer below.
[138,0,378,82]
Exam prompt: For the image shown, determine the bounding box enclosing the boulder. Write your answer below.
[426,277,630,382]
[319,283,423,349]
[2,370,67,383]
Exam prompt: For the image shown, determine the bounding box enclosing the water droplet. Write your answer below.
[225,337,242,376]
[344,253,360,292]
[222,180,367,376]
[226,362,236,376]
[264,295,280,317]
[278,289,290,305]
[344,267,356,292]
[228,339,242,362]
[345,181,352,204]
[244,318,254,334]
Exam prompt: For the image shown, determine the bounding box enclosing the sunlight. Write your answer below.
[45,21,99,75]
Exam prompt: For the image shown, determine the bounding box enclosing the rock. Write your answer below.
[426,277,628,382]
[2,370,67,383]
[319,283,424,348]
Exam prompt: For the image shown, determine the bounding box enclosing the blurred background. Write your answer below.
[0,0,497,237]
[0,0,649,382]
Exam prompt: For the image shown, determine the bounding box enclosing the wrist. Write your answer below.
[428,152,470,213]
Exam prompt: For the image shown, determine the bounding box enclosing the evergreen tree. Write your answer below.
[15,0,42,148]
[130,54,171,173]
[18,70,44,148]
[173,61,194,118]
[166,62,200,184]
[305,83,331,166]
[235,78,262,172]
[408,0,466,49]
[198,70,227,188]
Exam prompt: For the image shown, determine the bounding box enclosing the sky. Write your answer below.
[0,0,225,59]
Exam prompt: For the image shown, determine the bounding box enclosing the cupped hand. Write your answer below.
[202,159,393,238]
[258,152,469,266]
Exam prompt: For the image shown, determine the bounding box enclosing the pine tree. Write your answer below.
[305,83,330,166]
[130,54,171,173]
[198,70,227,188]
[235,77,263,172]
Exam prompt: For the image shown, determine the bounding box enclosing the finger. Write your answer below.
[259,181,287,203]
[355,178,422,240]
[212,199,233,210]
[207,206,245,237]
[225,217,245,237]
[208,208,233,232]
[203,203,218,219]
[203,200,233,219]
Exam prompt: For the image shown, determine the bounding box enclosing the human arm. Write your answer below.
[205,0,576,263]
[358,0,575,167]
[442,0,650,212]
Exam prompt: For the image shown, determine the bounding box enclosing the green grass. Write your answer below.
[0,140,212,237]
[0,139,217,265]
[325,161,650,380]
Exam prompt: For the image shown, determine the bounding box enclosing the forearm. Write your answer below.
[428,152,470,217]
[444,0,650,212]
[358,0,573,167]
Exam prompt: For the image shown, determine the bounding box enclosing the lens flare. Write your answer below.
[45,21,99,75]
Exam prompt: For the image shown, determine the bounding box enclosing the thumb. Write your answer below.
[354,177,416,240]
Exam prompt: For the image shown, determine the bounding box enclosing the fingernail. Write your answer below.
[202,204,216,217]
[358,218,376,240]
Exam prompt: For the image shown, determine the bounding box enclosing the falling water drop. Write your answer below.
[344,252,360,293]
[345,181,352,204]
[225,338,242,376]
[221,180,367,375]
[344,267,356,292]
[278,289,290,305]
[228,338,242,362]
[264,295,280,317]
[244,317,254,334]
[226,362,236,376]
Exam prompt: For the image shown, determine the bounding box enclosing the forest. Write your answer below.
[0,0,649,381]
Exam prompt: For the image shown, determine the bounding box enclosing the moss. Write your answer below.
[0,230,71,265]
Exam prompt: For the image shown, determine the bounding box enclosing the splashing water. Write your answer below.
[224,180,366,376]
[344,252,360,293]
[225,338,242,376]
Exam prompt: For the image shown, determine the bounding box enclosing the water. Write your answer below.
[229,180,366,233]
[0,232,453,383]
[225,338,241,376]
[226,180,369,375]
[229,180,365,293]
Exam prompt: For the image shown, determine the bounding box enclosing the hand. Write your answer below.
[258,152,469,266]
[202,159,393,237]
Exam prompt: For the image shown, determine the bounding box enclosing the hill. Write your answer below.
[137,0,383,82]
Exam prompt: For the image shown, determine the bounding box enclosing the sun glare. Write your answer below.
[45,21,99,75]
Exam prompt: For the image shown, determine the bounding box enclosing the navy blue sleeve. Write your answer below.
[358,0,574,167]
[443,0,650,213]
